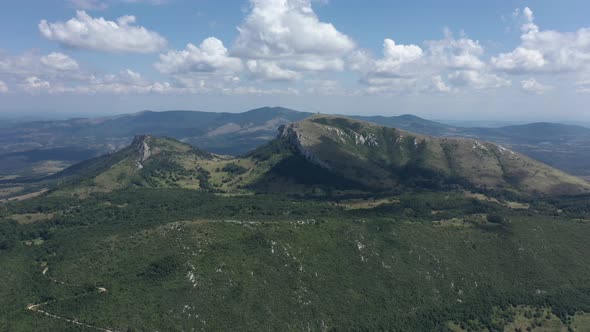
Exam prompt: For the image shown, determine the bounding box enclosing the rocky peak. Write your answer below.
[278,123,306,154]
[278,123,297,140]
[131,135,152,169]
[277,123,331,169]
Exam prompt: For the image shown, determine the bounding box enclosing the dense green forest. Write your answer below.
[1,189,590,331]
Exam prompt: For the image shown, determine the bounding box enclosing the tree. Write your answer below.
[487,214,507,225]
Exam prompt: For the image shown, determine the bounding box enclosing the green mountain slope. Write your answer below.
[458,123,590,178]
[3,107,590,181]
[45,135,219,195]
[0,107,311,179]
[3,122,590,331]
[347,117,590,178]
[15,115,585,200]
[269,115,590,196]
[2,188,590,331]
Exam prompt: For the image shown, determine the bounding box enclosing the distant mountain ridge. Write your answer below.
[352,114,458,137]
[0,106,310,154]
[1,106,589,181]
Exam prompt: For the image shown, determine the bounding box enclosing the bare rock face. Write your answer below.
[350,131,379,147]
[278,124,301,146]
[278,124,332,169]
[131,135,152,169]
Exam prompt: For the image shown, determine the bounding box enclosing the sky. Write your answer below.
[1,0,590,121]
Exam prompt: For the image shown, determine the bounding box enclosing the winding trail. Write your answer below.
[26,265,116,332]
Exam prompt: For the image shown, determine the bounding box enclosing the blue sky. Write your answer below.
[1,0,590,121]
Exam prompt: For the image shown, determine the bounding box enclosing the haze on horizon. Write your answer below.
[1,0,590,122]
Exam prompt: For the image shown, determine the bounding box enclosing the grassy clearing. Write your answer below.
[572,313,590,331]
[335,196,400,210]
[0,186,25,198]
[22,238,45,246]
[433,217,474,227]
[502,306,569,332]
[0,188,48,203]
[433,214,491,227]
[464,191,530,209]
[449,305,590,331]
[7,213,54,224]
[30,160,70,175]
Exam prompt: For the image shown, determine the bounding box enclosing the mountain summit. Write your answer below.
[13,115,589,198]
[266,115,590,196]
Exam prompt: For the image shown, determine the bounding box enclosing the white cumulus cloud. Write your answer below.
[233,0,355,81]
[492,48,546,73]
[431,75,452,93]
[19,69,183,95]
[353,31,508,94]
[246,60,302,81]
[0,52,88,82]
[426,31,486,70]
[22,76,51,93]
[492,7,590,74]
[14,4,590,98]
[39,11,167,53]
[448,70,510,90]
[40,52,80,71]
[234,0,354,58]
[83,69,176,94]
[520,78,552,94]
[371,39,423,77]
[155,37,242,75]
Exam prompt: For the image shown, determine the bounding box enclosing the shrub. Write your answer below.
[487,214,507,225]
[222,163,248,175]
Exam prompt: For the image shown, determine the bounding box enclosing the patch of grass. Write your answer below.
[0,186,25,198]
[572,312,590,331]
[22,238,45,246]
[336,197,400,210]
[0,189,48,203]
[7,213,54,224]
[464,191,530,209]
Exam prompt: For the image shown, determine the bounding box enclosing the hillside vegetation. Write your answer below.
[1,115,590,331]
[4,115,588,201]
[2,189,590,331]
[3,107,590,182]
[263,115,590,196]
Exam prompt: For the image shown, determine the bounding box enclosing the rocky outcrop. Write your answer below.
[278,124,332,169]
[351,131,379,147]
[131,135,152,169]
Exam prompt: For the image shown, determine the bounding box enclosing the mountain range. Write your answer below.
[1,107,589,183]
[6,114,586,201]
[3,115,590,331]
